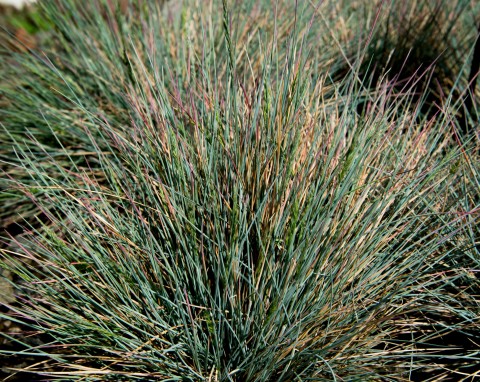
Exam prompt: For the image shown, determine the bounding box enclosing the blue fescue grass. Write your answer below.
[1,0,479,380]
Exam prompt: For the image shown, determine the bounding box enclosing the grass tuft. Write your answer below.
[1,0,479,380]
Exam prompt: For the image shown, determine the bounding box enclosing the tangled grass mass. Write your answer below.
[0,0,479,380]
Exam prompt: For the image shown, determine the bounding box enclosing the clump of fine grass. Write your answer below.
[331,0,479,123]
[1,0,479,380]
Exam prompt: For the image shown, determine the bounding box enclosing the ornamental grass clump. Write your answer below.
[1,0,479,380]
[331,0,479,124]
